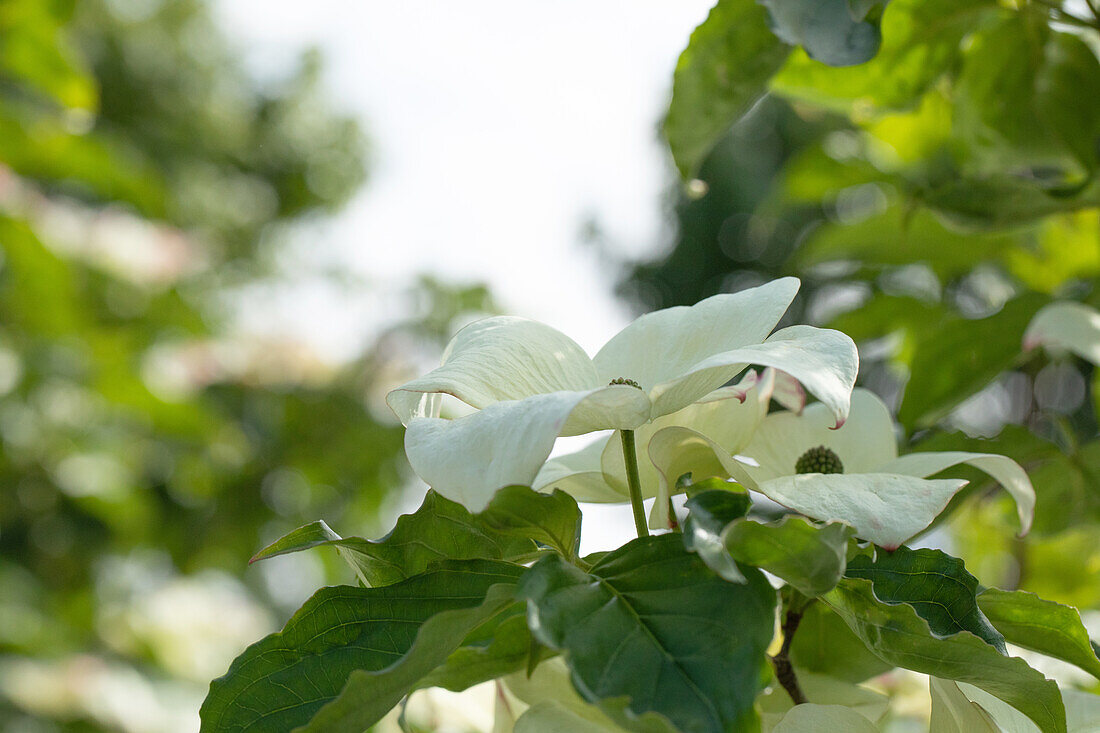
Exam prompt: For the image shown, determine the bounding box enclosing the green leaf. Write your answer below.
[977,588,1100,681]
[954,13,1100,186]
[825,576,1066,733]
[479,485,582,561]
[771,0,994,111]
[506,659,631,733]
[758,672,889,730]
[771,704,880,733]
[664,0,792,178]
[930,678,1001,732]
[199,559,524,733]
[249,490,537,586]
[519,534,777,733]
[797,206,1022,280]
[759,0,885,67]
[788,602,894,682]
[897,293,1048,430]
[846,547,1006,652]
[417,611,543,692]
[515,702,629,733]
[921,175,1100,231]
[683,489,752,583]
[725,516,853,597]
[0,0,98,110]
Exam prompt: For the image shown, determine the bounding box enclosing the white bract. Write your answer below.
[535,369,776,528]
[737,389,1035,549]
[387,278,858,511]
[1024,301,1100,366]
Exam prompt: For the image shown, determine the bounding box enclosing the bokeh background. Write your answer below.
[2,1,1099,731]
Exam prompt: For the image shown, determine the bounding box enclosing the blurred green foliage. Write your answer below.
[637,0,1100,617]
[0,1,494,730]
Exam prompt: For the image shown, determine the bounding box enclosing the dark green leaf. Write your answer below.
[978,588,1100,681]
[897,293,1049,430]
[759,0,885,67]
[519,534,777,733]
[683,489,752,582]
[665,0,792,178]
[726,517,853,596]
[249,491,537,587]
[788,602,894,682]
[199,560,524,733]
[826,576,1066,733]
[479,485,582,561]
[846,547,1006,652]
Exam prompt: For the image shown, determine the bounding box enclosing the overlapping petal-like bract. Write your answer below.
[1024,301,1100,366]
[535,369,773,527]
[739,389,1036,549]
[387,278,859,511]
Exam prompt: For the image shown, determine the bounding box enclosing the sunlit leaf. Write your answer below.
[788,602,894,682]
[977,588,1100,681]
[826,576,1066,733]
[249,491,537,587]
[724,516,853,596]
[199,560,524,733]
[665,0,792,178]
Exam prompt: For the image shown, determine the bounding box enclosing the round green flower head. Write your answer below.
[609,377,642,390]
[795,445,844,475]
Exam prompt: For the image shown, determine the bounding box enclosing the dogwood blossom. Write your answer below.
[534,368,776,527]
[735,389,1035,549]
[387,278,858,511]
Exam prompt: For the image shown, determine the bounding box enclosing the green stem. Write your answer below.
[620,430,649,538]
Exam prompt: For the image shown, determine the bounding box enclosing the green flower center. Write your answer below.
[609,377,642,390]
[795,446,844,475]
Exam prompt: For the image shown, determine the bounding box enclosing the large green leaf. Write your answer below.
[897,293,1048,430]
[788,602,894,682]
[199,560,523,733]
[759,0,886,67]
[826,576,1066,732]
[665,0,792,178]
[725,516,853,597]
[771,0,994,111]
[846,547,1006,652]
[249,490,537,586]
[921,172,1100,231]
[519,534,777,733]
[977,588,1100,681]
[478,485,582,561]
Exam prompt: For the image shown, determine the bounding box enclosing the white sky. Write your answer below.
[217,0,714,358]
[215,1,717,552]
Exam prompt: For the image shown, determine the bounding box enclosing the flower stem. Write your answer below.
[620,429,649,538]
[771,592,810,705]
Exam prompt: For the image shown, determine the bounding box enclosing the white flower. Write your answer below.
[1024,301,1100,365]
[387,278,858,511]
[737,389,1035,549]
[534,368,777,527]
